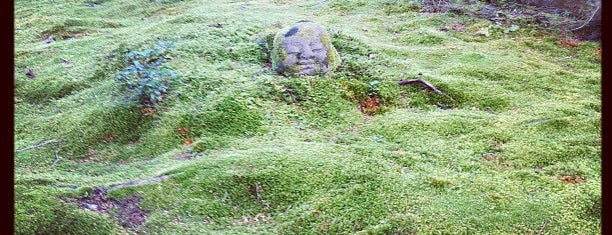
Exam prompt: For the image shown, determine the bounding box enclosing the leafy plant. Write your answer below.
[116,40,177,108]
[368,80,381,95]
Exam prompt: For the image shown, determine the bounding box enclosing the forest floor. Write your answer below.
[14,0,600,234]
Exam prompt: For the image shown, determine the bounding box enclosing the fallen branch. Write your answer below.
[398,78,455,101]
[537,220,549,235]
[570,3,600,32]
[15,139,59,153]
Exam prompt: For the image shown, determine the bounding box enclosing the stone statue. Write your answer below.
[271,21,341,76]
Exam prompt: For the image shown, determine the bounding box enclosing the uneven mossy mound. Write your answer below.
[15,185,124,235]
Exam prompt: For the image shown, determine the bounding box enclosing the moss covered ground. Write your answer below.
[14,0,600,234]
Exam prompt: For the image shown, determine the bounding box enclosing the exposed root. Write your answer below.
[15,138,66,167]
[106,175,171,191]
[15,139,59,152]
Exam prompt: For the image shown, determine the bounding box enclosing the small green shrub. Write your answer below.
[116,40,178,108]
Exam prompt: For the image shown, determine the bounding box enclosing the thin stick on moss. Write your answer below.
[398,78,455,101]
[254,182,263,202]
[537,220,549,235]
[51,139,64,167]
[15,139,59,153]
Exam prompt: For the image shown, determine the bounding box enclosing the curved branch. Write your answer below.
[571,3,600,31]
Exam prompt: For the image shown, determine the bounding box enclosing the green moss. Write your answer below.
[15,78,90,104]
[329,0,367,13]
[200,96,265,136]
[323,38,342,76]
[14,0,601,234]
[382,0,422,15]
[60,103,151,158]
[134,96,265,158]
[15,185,122,235]
[270,31,285,73]
[396,32,447,45]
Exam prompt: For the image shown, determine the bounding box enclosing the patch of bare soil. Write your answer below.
[77,188,148,230]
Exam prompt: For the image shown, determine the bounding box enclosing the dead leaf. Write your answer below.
[359,96,381,115]
[25,68,36,79]
[177,127,189,135]
[557,38,581,48]
[140,107,156,116]
[559,175,585,184]
[104,133,117,142]
[482,152,502,162]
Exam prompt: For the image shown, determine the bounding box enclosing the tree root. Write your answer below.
[15,139,59,152]
[15,138,65,167]
[54,175,171,192]
[106,175,171,191]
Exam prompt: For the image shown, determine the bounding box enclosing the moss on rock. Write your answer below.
[271,21,341,76]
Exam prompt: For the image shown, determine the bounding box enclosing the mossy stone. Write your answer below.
[271,21,341,76]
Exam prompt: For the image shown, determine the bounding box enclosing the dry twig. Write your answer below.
[537,220,549,235]
[15,139,59,152]
[15,138,65,167]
